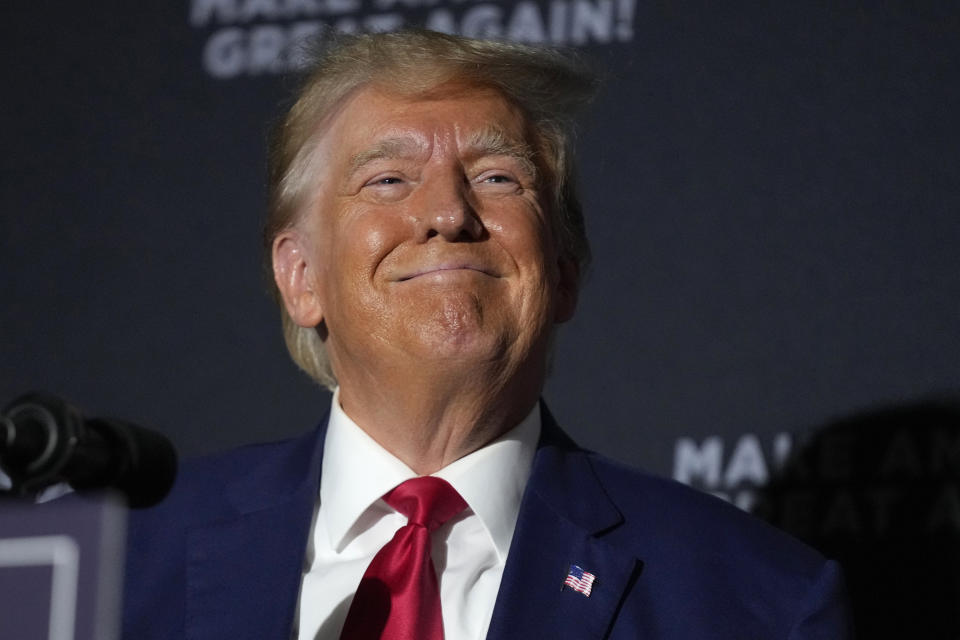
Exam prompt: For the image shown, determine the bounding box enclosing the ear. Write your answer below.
[553,256,580,324]
[272,231,325,328]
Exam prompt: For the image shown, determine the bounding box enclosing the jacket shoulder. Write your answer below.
[142,426,323,522]
[122,426,324,639]
[581,451,851,638]
[587,452,825,571]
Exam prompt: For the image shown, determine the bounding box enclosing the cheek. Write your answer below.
[493,206,557,270]
[360,225,396,263]
[335,204,412,274]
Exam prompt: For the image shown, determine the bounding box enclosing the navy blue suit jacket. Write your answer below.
[123,408,851,639]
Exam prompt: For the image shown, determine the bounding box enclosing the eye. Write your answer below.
[474,170,523,194]
[475,170,520,186]
[360,172,413,203]
[367,175,404,186]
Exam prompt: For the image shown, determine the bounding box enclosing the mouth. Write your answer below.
[396,263,499,282]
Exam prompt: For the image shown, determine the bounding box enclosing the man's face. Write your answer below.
[277,83,577,385]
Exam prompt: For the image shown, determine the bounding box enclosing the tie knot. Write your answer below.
[384,477,467,532]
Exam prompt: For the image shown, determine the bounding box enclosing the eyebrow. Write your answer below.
[348,136,425,176]
[347,126,538,181]
[465,125,539,181]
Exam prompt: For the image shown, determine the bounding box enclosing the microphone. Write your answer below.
[0,392,177,508]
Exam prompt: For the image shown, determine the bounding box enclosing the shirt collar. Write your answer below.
[319,388,541,561]
[433,407,540,562]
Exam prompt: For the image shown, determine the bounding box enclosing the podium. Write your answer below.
[0,493,126,640]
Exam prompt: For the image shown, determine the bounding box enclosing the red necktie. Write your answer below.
[340,476,468,640]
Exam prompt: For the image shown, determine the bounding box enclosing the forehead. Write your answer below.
[317,83,532,160]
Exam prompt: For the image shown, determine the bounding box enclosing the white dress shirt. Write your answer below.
[296,389,540,640]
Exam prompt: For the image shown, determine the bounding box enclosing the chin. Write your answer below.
[415,324,500,358]
[402,320,510,368]
[396,294,534,364]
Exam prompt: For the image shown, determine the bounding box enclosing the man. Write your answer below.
[123,30,851,639]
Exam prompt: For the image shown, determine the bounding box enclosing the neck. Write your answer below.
[335,358,545,475]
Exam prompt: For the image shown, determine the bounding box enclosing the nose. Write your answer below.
[416,172,484,242]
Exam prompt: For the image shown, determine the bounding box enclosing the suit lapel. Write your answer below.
[175,408,640,639]
[185,419,328,640]
[487,410,643,640]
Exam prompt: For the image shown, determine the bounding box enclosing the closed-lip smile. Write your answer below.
[396,262,499,281]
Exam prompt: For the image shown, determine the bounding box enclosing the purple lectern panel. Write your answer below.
[0,493,126,640]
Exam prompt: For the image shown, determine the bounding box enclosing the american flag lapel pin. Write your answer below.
[563,564,596,597]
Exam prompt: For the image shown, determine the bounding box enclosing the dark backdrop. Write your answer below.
[3,1,958,503]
